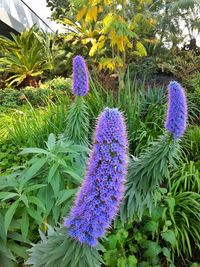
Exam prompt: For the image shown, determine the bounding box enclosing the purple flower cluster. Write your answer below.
[165,81,187,139]
[64,108,128,246]
[72,55,89,96]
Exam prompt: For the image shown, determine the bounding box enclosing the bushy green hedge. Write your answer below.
[41,77,72,91]
[0,87,60,108]
[0,77,72,109]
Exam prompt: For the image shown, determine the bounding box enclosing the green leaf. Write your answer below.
[116,229,128,245]
[56,189,77,206]
[46,133,56,150]
[24,184,47,194]
[48,163,59,183]
[26,207,43,224]
[0,242,16,265]
[107,234,118,250]
[20,209,29,242]
[4,200,19,235]
[161,230,176,247]
[117,257,127,267]
[128,255,137,266]
[8,242,28,259]
[0,213,6,241]
[23,157,47,182]
[28,196,46,210]
[134,231,143,242]
[19,148,49,155]
[49,170,60,197]
[143,241,162,258]
[52,205,60,224]
[122,135,180,221]
[0,178,18,190]
[103,249,118,267]
[144,221,158,234]
[162,247,171,260]
[190,264,200,267]
[62,165,82,184]
[20,195,29,207]
[0,192,19,201]
[165,220,172,227]
[167,196,175,214]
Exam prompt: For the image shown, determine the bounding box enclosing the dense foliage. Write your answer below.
[0,1,200,266]
[0,69,199,266]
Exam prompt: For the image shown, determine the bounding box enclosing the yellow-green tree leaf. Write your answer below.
[133,41,147,57]
[76,6,87,21]
[89,41,98,57]
[86,6,98,23]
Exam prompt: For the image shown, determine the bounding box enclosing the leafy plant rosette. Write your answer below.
[121,81,188,221]
[26,225,105,267]
[0,25,54,87]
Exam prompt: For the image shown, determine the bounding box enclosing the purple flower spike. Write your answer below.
[72,55,89,96]
[165,81,188,139]
[64,108,128,246]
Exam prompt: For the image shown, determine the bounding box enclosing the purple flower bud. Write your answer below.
[165,81,187,139]
[72,55,89,96]
[64,108,128,246]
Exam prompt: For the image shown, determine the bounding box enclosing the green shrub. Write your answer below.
[0,134,87,263]
[21,86,65,106]
[0,88,20,108]
[0,142,26,175]
[0,87,66,109]
[41,77,72,92]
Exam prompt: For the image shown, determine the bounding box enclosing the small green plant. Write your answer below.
[0,142,26,174]
[0,133,87,263]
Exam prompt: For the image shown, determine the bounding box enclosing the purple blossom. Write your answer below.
[165,81,188,139]
[72,55,89,96]
[64,108,128,246]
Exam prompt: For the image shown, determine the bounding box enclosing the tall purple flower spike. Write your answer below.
[72,55,89,96]
[64,108,128,246]
[165,81,188,139]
